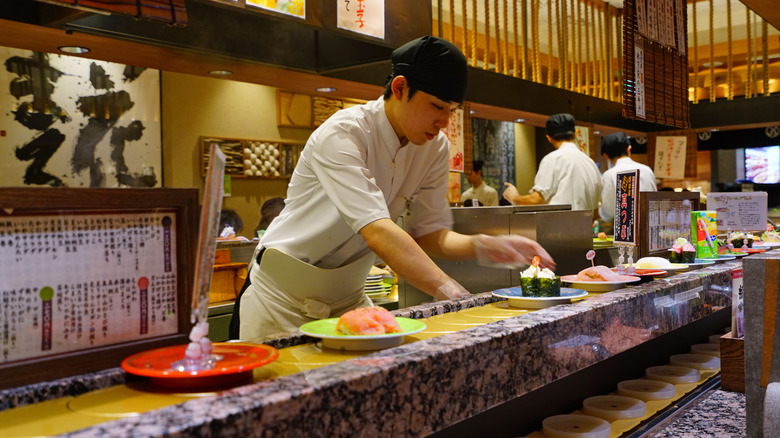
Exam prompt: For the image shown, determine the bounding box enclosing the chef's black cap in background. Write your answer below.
[601,132,631,159]
[388,36,469,104]
[546,113,576,140]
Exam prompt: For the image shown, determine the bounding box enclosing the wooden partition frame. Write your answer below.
[639,191,701,258]
[0,188,198,390]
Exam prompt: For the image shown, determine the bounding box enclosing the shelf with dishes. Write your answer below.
[200,136,304,179]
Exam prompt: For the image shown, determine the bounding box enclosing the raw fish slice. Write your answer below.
[335,307,401,335]
[575,265,624,282]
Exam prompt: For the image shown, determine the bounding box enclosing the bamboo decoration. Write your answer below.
[600,6,608,99]
[727,0,733,100]
[606,10,613,101]
[617,14,622,103]
[594,4,602,98]
[494,0,501,73]
[462,0,468,60]
[763,20,769,96]
[584,2,592,95]
[692,0,699,103]
[484,0,491,70]
[556,0,563,87]
[709,0,715,102]
[503,0,509,75]
[513,0,519,77]
[745,7,752,99]
[573,0,581,93]
[471,0,478,67]
[561,0,569,89]
[548,0,554,86]
[532,0,541,82]
[522,0,528,79]
[449,0,455,43]
[591,4,599,97]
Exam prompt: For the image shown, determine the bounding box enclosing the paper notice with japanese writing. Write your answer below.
[732,268,744,338]
[706,192,768,232]
[444,108,464,172]
[654,136,686,179]
[337,0,385,39]
[614,169,639,245]
[0,212,179,363]
[635,44,646,119]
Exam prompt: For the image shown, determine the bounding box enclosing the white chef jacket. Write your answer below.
[260,97,453,267]
[599,156,658,223]
[461,182,499,206]
[532,142,602,211]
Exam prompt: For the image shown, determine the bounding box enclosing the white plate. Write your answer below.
[715,255,736,262]
[686,259,717,269]
[492,287,588,309]
[629,263,689,275]
[560,275,641,292]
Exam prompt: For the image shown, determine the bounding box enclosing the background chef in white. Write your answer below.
[598,132,658,225]
[230,36,555,340]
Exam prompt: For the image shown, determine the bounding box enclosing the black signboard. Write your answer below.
[613,170,639,244]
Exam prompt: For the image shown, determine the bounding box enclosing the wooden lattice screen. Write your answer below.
[622,0,690,128]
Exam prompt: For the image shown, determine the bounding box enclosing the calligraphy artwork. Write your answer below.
[1,48,161,188]
[337,0,385,39]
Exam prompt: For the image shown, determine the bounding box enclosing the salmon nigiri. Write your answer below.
[336,306,401,335]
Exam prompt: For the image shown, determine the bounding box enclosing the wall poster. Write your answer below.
[575,125,590,155]
[444,108,464,172]
[468,118,515,197]
[0,47,162,188]
[246,0,304,18]
[654,136,687,179]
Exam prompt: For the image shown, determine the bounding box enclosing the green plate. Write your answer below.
[299,317,426,351]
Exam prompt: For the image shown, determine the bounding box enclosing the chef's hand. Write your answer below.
[503,183,520,205]
[473,234,556,270]
[433,278,472,300]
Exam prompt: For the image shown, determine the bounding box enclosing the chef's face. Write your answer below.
[399,86,460,145]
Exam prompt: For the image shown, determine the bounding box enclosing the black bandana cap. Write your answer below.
[546,113,576,138]
[389,35,469,103]
[601,132,630,154]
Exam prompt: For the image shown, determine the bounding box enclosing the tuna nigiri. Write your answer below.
[336,306,401,335]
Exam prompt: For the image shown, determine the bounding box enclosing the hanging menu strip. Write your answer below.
[0,211,179,364]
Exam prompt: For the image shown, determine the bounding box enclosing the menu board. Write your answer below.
[646,198,694,252]
[0,211,179,364]
[706,192,768,232]
[614,170,639,244]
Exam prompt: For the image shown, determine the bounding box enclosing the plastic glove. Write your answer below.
[503,183,521,205]
[473,234,556,270]
[433,278,472,301]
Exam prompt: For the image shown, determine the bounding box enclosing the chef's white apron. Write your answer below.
[238,248,375,339]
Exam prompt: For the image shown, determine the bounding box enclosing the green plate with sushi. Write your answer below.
[299,317,426,351]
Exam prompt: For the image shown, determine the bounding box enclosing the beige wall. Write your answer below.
[161,72,311,238]
[514,123,537,194]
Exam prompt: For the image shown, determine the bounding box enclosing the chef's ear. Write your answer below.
[391,76,407,100]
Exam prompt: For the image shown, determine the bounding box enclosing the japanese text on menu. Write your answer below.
[614,170,639,244]
[0,212,178,364]
[654,136,686,179]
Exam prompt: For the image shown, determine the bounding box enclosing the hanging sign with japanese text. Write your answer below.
[337,0,385,39]
[614,169,639,245]
[654,136,686,179]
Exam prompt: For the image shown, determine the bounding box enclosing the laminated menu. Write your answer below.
[691,211,718,259]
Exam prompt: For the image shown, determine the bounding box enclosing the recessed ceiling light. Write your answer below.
[469,110,477,115]
[58,46,90,54]
[208,70,233,76]
[316,87,337,92]
[710,128,720,132]
[514,118,527,123]
[594,130,601,135]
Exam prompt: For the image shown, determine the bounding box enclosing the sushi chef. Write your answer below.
[597,132,657,224]
[229,36,555,340]
[502,113,602,213]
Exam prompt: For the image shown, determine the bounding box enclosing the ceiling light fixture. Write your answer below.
[316,87,337,93]
[514,118,527,123]
[469,110,477,115]
[594,130,601,135]
[208,70,233,76]
[58,46,90,54]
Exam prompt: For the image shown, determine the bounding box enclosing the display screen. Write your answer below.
[745,146,780,183]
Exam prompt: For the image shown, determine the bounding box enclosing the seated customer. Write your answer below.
[598,132,657,224]
[254,197,285,238]
[461,160,498,206]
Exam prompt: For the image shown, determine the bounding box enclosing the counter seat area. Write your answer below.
[0,262,737,437]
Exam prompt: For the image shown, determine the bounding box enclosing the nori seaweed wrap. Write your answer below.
[520,276,561,297]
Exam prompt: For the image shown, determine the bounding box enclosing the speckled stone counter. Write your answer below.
[650,390,746,437]
[1,262,738,437]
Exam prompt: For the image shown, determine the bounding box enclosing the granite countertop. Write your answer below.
[650,389,746,438]
[1,262,738,437]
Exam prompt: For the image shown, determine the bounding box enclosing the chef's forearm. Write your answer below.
[414,228,476,260]
[360,219,451,296]
[513,190,546,205]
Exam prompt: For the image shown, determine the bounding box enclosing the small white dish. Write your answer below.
[560,275,641,292]
[492,287,588,309]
